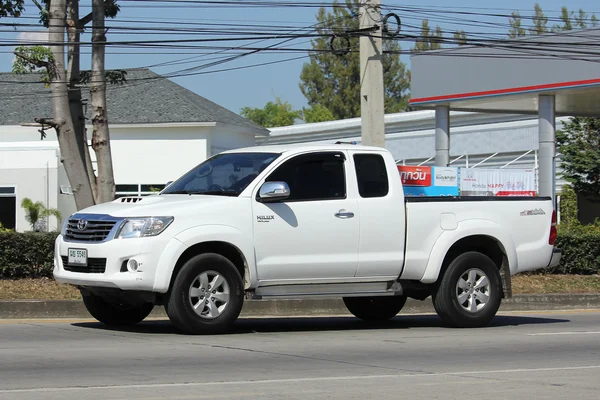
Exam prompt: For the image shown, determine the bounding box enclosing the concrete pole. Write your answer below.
[359,0,385,148]
[538,94,556,205]
[435,105,450,167]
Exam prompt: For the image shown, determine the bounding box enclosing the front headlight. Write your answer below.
[116,217,174,239]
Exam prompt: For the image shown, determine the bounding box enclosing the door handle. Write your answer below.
[335,209,355,219]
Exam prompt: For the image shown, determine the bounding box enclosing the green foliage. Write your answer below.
[453,30,467,46]
[302,103,335,123]
[12,45,54,86]
[240,98,301,128]
[556,117,600,198]
[559,184,579,228]
[0,222,12,233]
[0,231,58,279]
[508,11,527,38]
[21,197,62,231]
[103,0,121,18]
[550,230,600,275]
[79,69,128,85]
[413,19,443,52]
[529,3,549,35]
[511,4,598,38]
[299,0,410,119]
[0,0,24,18]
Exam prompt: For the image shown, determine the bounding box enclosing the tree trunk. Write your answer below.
[91,0,115,203]
[67,0,98,201]
[48,0,95,210]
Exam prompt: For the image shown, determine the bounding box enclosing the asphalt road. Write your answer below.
[1,311,599,400]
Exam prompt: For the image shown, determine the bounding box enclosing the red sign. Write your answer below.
[496,191,536,197]
[397,166,432,187]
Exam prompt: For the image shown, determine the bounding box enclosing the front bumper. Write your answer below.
[52,232,182,293]
[548,248,562,268]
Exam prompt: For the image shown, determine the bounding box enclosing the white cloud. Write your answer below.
[16,30,49,44]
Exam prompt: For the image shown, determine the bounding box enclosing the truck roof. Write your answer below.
[222,143,389,155]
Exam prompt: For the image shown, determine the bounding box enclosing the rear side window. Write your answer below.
[353,154,389,198]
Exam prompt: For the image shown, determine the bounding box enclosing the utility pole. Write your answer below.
[359,0,385,148]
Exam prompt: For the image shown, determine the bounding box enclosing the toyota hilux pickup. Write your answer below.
[53,144,561,334]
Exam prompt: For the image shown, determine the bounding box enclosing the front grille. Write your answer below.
[61,256,107,273]
[64,218,118,242]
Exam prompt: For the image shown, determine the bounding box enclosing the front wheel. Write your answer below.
[432,251,502,328]
[165,253,244,334]
[82,293,154,326]
[343,295,407,321]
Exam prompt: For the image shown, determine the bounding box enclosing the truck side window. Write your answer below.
[353,154,389,198]
[266,152,346,201]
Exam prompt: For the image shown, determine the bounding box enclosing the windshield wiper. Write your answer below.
[162,190,191,194]
[195,190,237,196]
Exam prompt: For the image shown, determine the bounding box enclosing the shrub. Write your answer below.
[548,227,600,275]
[0,231,59,279]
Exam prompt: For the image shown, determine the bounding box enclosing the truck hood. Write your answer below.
[72,195,239,218]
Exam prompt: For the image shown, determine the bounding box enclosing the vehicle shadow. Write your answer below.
[71,313,570,336]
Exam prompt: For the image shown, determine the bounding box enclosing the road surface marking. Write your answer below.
[527,331,600,336]
[1,365,600,394]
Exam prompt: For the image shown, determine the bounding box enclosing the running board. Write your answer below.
[249,281,403,300]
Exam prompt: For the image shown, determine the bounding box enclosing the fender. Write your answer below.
[420,219,518,284]
[152,225,257,292]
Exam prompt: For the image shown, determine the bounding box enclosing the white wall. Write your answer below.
[0,147,60,231]
[104,125,212,185]
[210,124,259,156]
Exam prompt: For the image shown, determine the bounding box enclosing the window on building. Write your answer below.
[0,187,16,230]
[354,154,389,198]
[266,152,346,201]
[115,184,167,199]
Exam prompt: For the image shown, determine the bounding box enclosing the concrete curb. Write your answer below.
[1,294,599,319]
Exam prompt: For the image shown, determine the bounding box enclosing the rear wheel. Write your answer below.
[82,293,154,326]
[166,253,244,334]
[432,251,502,328]
[343,295,407,321]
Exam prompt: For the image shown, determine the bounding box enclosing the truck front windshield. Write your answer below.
[161,152,280,196]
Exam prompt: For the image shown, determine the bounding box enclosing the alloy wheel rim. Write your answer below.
[188,270,230,319]
[455,268,490,313]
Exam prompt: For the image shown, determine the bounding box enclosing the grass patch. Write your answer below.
[512,274,600,294]
[0,275,599,300]
[0,278,80,300]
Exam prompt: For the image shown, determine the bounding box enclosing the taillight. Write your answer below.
[549,210,557,245]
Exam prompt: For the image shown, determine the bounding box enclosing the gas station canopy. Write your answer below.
[409,27,600,116]
[408,28,600,203]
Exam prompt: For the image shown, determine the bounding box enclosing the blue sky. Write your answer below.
[1,0,599,117]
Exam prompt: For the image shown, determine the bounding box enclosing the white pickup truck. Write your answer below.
[53,144,561,334]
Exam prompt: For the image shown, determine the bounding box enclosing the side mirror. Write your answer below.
[258,181,290,202]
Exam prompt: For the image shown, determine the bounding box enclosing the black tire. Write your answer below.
[342,295,407,321]
[82,293,154,326]
[432,251,502,328]
[165,253,243,334]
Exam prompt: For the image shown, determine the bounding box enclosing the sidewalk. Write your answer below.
[1,294,599,319]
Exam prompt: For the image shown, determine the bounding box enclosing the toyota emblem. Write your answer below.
[77,219,87,231]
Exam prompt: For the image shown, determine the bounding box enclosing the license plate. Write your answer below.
[68,248,87,266]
